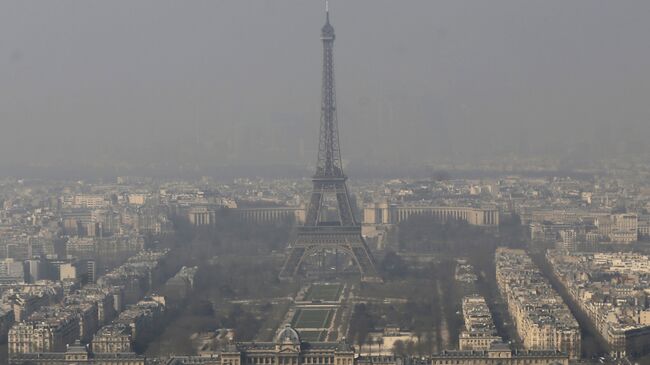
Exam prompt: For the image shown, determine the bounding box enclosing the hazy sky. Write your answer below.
[2,1,650,175]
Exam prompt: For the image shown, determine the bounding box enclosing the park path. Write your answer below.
[436,279,451,349]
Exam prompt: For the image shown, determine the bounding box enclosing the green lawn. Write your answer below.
[297,330,327,342]
[305,284,342,302]
[292,309,334,329]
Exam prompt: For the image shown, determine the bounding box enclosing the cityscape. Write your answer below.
[2,1,650,365]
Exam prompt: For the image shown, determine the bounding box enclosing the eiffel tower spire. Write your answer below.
[279,6,381,282]
[316,2,341,179]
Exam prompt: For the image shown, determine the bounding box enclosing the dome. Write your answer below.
[276,325,301,345]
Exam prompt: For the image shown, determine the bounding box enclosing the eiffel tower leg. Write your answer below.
[346,240,382,283]
[342,245,364,275]
[279,246,307,281]
[335,183,355,226]
[305,191,323,226]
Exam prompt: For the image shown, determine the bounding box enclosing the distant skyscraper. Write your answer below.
[25,259,41,283]
[86,260,96,284]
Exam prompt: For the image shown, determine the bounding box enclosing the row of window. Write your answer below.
[243,356,352,365]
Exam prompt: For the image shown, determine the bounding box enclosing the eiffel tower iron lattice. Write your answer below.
[279,7,381,283]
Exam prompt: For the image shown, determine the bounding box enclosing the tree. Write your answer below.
[413,326,423,354]
[424,329,435,355]
[349,303,375,352]
[380,251,408,278]
[405,340,416,356]
[392,340,405,357]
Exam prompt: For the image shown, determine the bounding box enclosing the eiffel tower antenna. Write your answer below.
[279,6,381,283]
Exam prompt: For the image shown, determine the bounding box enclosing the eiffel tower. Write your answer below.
[279,6,381,283]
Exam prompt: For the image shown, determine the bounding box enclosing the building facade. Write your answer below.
[9,342,144,365]
[425,344,569,365]
[188,206,216,226]
[495,248,581,360]
[364,204,499,227]
[459,295,502,351]
[233,207,306,225]
[219,326,354,365]
[92,324,133,353]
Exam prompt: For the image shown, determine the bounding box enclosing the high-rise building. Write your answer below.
[0,258,25,284]
[86,260,96,284]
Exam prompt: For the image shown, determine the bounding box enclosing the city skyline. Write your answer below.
[4,2,650,365]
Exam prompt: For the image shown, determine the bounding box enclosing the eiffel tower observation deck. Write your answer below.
[279,5,381,283]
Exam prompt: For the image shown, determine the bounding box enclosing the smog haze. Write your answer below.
[2,1,650,177]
